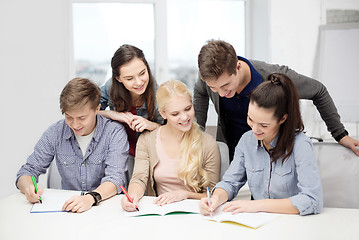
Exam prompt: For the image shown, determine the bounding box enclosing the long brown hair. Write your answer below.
[110,44,156,121]
[250,73,304,163]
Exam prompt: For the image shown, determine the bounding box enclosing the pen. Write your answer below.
[206,187,212,216]
[31,176,42,204]
[120,185,139,211]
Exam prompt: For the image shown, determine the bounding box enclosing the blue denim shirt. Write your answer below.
[100,79,164,125]
[16,115,129,193]
[215,131,323,215]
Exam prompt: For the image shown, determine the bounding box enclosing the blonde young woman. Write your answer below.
[121,80,220,211]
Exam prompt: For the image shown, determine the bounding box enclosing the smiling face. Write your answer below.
[247,101,287,145]
[116,58,149,98]
[64,103,100,136]
[160,95,195,133]
[206,72,240,98]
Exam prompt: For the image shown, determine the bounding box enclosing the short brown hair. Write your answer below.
[197,39,238,81]
[60,77,101,114]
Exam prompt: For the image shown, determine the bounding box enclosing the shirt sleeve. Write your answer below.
[16,125,57,186]
[252,60,346,140]
[101,123,129,193]
[214,136,247,200]
[193,75,210,131]
[202,134,221,191]
[129,132,151,192]
[100,78,112,110]
[289,135,323,215]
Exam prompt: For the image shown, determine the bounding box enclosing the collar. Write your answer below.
[137,102,146,110]
[256,133,279,149]
[63,115,103,142]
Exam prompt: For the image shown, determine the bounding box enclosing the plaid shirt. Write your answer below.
[16,115,129,193]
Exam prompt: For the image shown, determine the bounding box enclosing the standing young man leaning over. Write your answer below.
[194,39,359,161]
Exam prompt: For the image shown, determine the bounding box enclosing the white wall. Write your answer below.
[0,0,69,198]
[0,0,358,199]
[269,0,359,140]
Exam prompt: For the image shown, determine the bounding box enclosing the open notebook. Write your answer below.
[30,189,81,213]
[204,205,281,229]
[123,198,201,217]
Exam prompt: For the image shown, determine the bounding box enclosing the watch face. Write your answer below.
[94,192,101,202]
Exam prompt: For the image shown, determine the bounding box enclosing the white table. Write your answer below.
[1,189,358,240]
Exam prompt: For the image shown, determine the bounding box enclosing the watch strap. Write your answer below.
[85,191,102,206]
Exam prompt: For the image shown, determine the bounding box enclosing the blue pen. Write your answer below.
[206,187,212,216]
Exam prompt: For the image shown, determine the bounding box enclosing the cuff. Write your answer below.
[334,130,348,142]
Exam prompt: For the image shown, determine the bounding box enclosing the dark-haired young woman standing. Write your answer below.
[100,45,163,178]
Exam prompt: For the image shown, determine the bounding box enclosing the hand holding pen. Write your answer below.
[206,187,213,216]
[200,188,222,216]
[31,176,42,204]
[120,185,139,211]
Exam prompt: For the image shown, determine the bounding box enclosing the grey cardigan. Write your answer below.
[193,59,346,145]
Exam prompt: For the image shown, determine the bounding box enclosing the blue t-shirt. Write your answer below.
[220,56,263,157]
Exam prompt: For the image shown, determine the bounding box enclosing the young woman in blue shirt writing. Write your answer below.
[200,73,323,216]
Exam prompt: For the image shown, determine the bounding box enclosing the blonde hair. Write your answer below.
[156,80,209,192]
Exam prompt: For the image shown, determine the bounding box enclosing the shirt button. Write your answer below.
[82,181,85,184]
[63,162,66,165]
[81,164,84,167]
[252,168,255,172]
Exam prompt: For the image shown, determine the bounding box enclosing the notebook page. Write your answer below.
[30,189,81,213]
[123,198,200,216]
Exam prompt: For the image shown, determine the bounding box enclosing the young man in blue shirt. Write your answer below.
[194,39,359,161]
[16,77,129,213]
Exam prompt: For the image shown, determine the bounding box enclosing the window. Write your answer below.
[71,0,247,91]
[72,2,155,87]
[167,0,246,90]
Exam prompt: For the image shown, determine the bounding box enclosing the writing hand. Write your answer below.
[121,194,139,212]
[24,184,43,204]
[199,195,221,216]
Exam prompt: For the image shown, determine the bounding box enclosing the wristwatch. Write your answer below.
[85,191,102,206]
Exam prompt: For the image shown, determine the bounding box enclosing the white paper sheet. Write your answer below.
[30,189,81,213]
